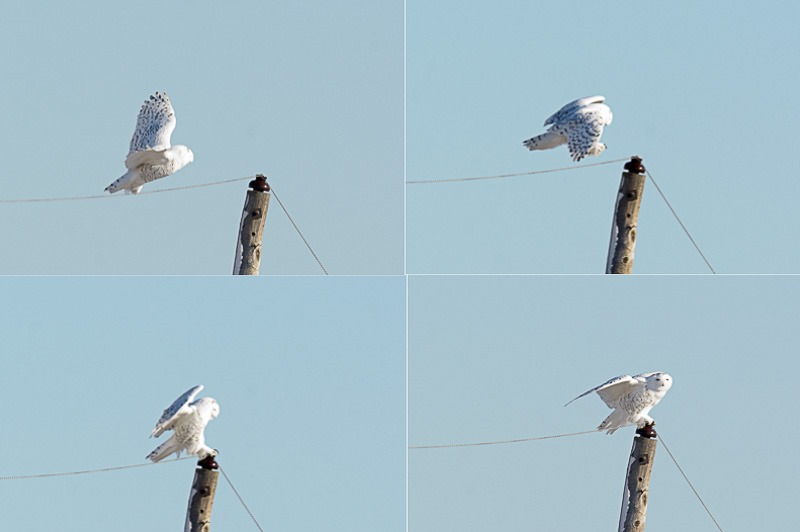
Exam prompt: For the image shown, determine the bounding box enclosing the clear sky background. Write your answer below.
[5,3,800,532]
[409,275,799,531]
[0,1,403,275]
[0,276,405,531]
[407,1,800,274]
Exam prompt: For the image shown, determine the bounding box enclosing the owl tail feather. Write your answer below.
[146,435,181,463]
[105,171,134,194]
[523,129,565,152]
[598,410,628,435]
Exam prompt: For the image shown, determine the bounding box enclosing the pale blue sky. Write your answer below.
[0,277,405,531]
[4,2,800,531]
[409,275,799,531]
[407,0,800,273]
[0,1,403,274]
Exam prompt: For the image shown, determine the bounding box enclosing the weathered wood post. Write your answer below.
[185,454,220,532]
[618,423,658,532]
[606,157,647,274]
[233,174,271,275]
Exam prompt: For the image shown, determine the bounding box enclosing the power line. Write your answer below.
[408,428,601,449]
[0,174,328,274]
[219,466,265,532]
[645,169,716,274]
[0,458,266,531]
[406,158,631,184]
[0,456,193,481]
[412,426,724,531]
[658,433,724,532]
[408,157,717,273]
[270,186,329,275]
[0,176,252,204]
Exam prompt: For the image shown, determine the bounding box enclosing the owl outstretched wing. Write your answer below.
[564,375,640,408]
[151,384,204,438]
[565,107,609,162]
[543,95,605,126]
[128,92,176,155]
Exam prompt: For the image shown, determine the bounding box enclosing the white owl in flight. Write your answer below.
[105,92,194,194]
[565,372,672,434]
[523,95,613,161]
[146,385,219,463]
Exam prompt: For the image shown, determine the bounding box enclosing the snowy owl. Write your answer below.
[565,372,672,434]
[523,95,613,162]
[146,385,219,463]
[105,92,194,194]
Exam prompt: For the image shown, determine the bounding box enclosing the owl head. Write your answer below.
[196,397,220,419]
[645,372,673,393]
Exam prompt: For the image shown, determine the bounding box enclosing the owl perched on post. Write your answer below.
[105,92,194,194]
[146,385,219,462]
[565,372,672,434]
[523,95,613,162]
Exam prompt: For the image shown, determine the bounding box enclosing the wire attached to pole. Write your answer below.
[406,158,630,184]
[219,466,265,532]
[0,456,193,481]
[0,176,252,204]
[409,428,601,449]
[658,434,724,531]
[646,169,716,273]
[270,186,329,275]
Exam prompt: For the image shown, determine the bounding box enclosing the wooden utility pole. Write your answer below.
[606,157,647,274]
[618,424,658,532]
[233,174,271,275]
[184,454,220,532]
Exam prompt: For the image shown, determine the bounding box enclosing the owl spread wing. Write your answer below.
[593,375,643,408]
[565,108,608,161]
[151,384,203,437]
[544,95,605,126]
[128,92,176,155]
[565,375,639,408]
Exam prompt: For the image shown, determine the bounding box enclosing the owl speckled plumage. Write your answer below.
[146,385,219,462]
[523,95,613,161]
[565,372,672,434]
[105,92,194,194]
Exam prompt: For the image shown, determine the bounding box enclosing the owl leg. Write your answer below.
[196,444,216,459]
[632,414,656,429]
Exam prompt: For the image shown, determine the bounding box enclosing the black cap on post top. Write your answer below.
[624,156,646,175]
[197,453,219,470]
[249,174,270,192]
[635,422,657,439]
